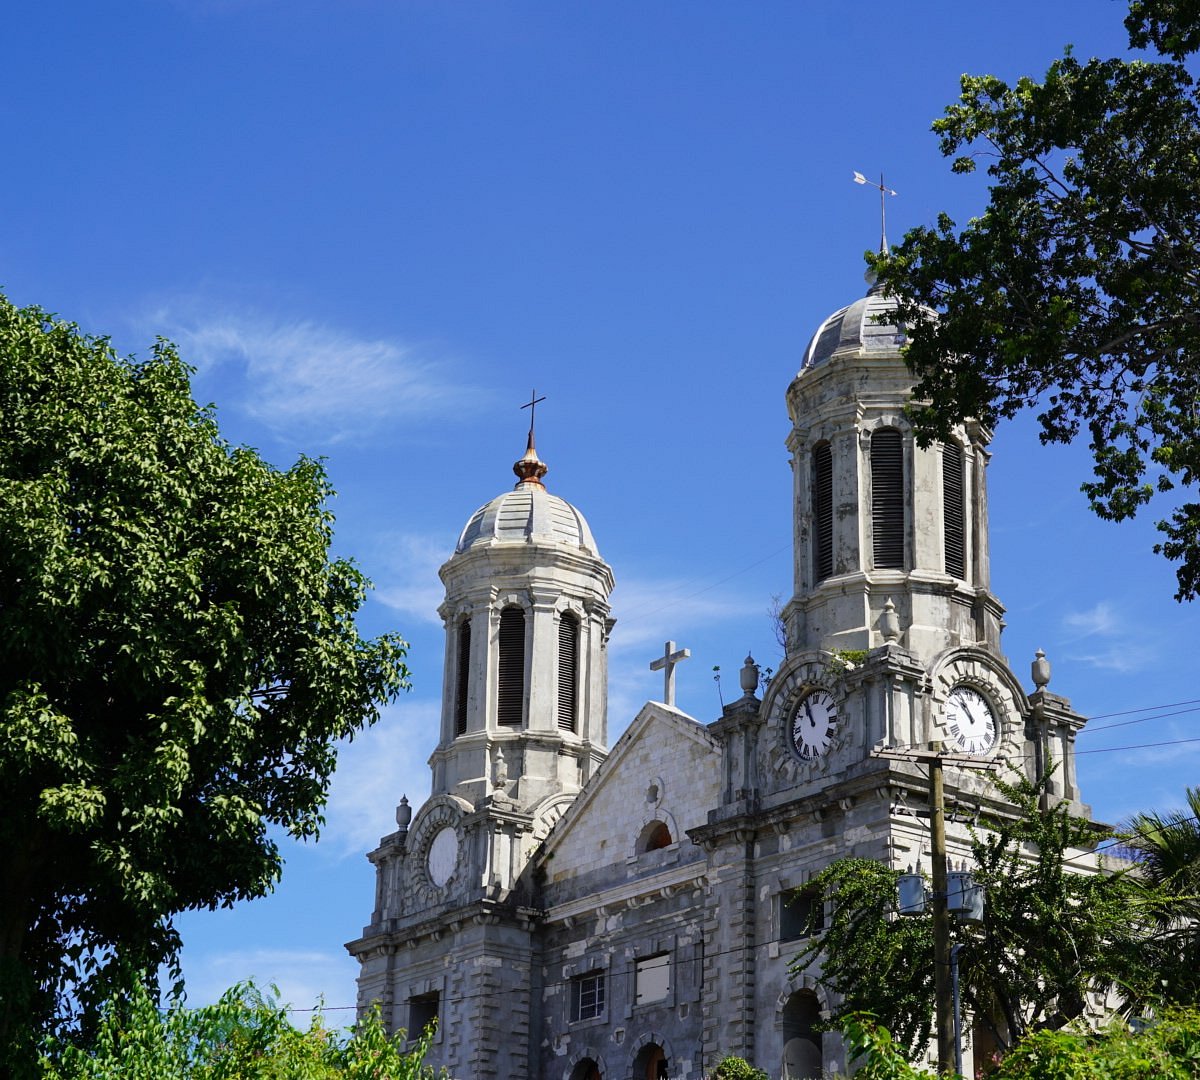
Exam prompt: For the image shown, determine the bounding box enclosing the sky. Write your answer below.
[4,0,1197,1019]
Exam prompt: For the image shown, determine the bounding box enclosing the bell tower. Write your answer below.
[349,421,615,1080]
[430,425,614,814]
[782,274,1005,663]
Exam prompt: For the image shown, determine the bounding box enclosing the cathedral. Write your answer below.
[345,270,1092,1079]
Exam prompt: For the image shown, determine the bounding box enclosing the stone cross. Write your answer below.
[650,640,690,707]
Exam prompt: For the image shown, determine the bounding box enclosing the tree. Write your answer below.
[1121,786,1200,1005]
[872,1,1200,599]
[841,1008,1200,1080]
[41,978,444,1079]
[0,295,409,1070]
[791,775,1146,1061]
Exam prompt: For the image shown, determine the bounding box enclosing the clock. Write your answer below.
[426,826,459,888]
[945,685,998,754]
[790,689,838,760]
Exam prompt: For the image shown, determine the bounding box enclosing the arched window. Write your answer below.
[454,617,471,737]
[497,607,525,726]
[812,442,833,582]
[558,611,579,732]
[942,441,966,579]
[870,428,904,569]
[782,990,823,1079]
[638,820,672,853]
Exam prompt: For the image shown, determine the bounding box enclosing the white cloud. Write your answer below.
[183,947,359,1014]
[1057,601,1157,673]
[372,532,455,626]
[607,577,761,656]
[321,701,438,859]
[1061,602,1119,639]
[140,300,484,445]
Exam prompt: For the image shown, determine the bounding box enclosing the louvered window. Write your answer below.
[557,612,579,732]
[943,442,966,579]
[497,607,525,726]
[812,443,833,582]
[454,618,471,736]
[871,428,905,569]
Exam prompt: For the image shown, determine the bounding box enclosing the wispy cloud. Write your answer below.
[321,701,438,859]
[1062,602,1119,639]
[139,299,485,445]
[371,532,455,626]
[182,947,359,1013]
[1057,601,1156,674]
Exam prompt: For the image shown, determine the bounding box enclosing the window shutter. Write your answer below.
[557,612,579,732]
[454,618,471,736]
[812,443,833,581]
[497,607,525,726]
[943,442,966,579]
[871,429,904,569]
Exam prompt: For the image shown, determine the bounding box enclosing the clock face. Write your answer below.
[790,690,838,760]
[426,826,459,888]
[945,686,998,754]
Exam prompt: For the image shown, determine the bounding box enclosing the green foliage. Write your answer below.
[40,978,443,1079]
[790,859,935,1057]
[710,1055,769,1080]
[792,774,1147,1061]
[871,1,1200,599]
[0,295,409,1065]
[840,1008,1200,1080]
[992,1008,1200,1079]
[840,1016,938,1080]
[1120,786,1200,1006]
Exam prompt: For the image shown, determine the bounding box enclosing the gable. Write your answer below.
[537,701,720,894]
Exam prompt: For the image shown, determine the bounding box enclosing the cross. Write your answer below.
[520,389,546,435]
[852,171,898,253]
[649,640,690,707]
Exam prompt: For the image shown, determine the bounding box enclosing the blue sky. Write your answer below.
[4,0,1196,1017]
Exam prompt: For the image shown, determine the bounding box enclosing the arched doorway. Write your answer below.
[569,1058,602,1080]
[781,990,822,1079]
[633,1041,668,1080]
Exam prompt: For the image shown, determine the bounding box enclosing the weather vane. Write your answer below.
[853,171,898,253]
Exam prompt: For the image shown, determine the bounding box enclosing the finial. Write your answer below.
[395,795,412,832]
[1032,648,1051,690]
[880,596,902,643]
[513,389,549,488]
[739,654,760,697]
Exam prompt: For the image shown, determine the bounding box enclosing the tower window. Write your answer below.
[870,428,904,569]
[454,618,471,737]
[497,607,525,726]
[408,991,439,1039]
[570,971,606,1022]
[558,611,579,732]
[634,953,671,1005]
[943,441,966,579]
[812,443,833,582]
[780,886,825,942]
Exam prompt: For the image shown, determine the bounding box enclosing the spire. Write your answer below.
[513,389,548,488]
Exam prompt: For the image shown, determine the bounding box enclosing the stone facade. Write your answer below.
[346,275,1092,1080]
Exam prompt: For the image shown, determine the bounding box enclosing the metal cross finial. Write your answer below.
[649,640,690,708]
[853,171,898,254]
[520,389,546,437]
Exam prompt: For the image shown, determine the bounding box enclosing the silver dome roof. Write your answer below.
[455,485,599,555]
[799,279,909,373]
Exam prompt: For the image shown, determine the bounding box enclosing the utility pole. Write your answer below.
[873,742,998,1075]
[929,751,953,1073]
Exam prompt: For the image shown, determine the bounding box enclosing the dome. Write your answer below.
[455,485,600,555]
[453,428,600,556]
[799,278,908,373]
